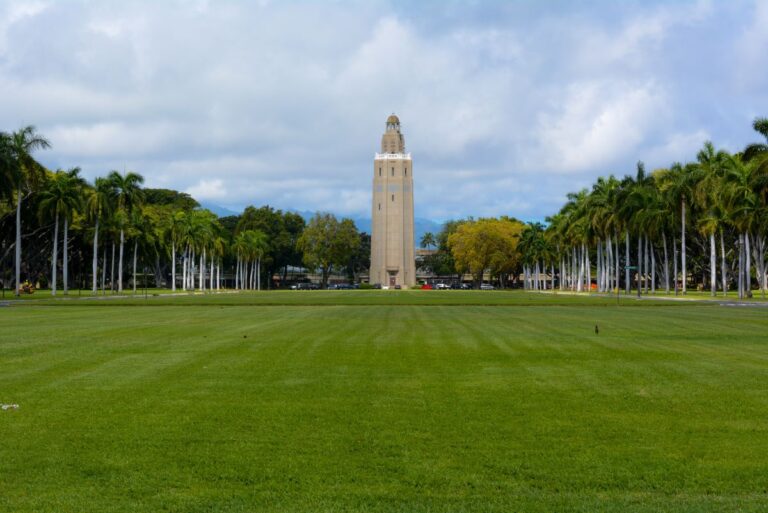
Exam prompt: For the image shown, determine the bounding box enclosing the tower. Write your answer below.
[370,114,416,288]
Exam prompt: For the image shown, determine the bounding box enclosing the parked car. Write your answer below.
[435,283,451,290]
[451,283,470,290]
[295,282,319,290]
[421,283,433,290]
[480,283,495,290]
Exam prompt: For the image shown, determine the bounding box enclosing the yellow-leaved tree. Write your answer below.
[447,217,524,289]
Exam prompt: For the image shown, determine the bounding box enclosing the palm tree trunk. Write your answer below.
[650,240,656,294]
[738,234,744,299]
[199,249,204,292]
[92,217,99,294]
[710,233,716,297]
[586,245,591,293]
[51,211,59,296]
[63,218,69,294]
[15,190,22,296]
[673,234,678,295]
[191,249,195,290]
[662,232,669,294]
[171,242,176,291]
[551,263,555,290]
[746,233,752,297]
[257,258,261,291]
[576,246,582,292]
[101,244,107,294]
[625,231,631,295]
[132,240,138,294]
[758,236,766,298]
[644,236,650,294]
[597,241,602,292]
[118,229,125,293]
[110,242,115,293]
[720,231,727,296]
[615,231,620,292]
[681,199,687,294]
[637,235,642,296]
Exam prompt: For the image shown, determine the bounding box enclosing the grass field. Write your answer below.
[2,291,768,512]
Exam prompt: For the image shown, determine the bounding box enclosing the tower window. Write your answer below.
[391,167,394,176]
[378,168,381,176]
[391,194,394,202]
[378,203,381,210]
[404,168,407,176]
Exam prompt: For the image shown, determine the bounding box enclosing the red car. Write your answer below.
[421,283,433,290]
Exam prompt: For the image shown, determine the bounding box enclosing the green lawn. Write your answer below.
[2,292,767,512]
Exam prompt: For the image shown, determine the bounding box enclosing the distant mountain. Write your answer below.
[199,202,241,217]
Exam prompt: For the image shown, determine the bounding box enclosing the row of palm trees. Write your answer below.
[519,118,768,298]
[1,125,279,295]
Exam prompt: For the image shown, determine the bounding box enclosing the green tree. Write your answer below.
[8,126,50,295]
[87,177,115,293]
[108,171,144,293]
[420,232,436,250]
[297,213,360,289]
[38,168,84,295]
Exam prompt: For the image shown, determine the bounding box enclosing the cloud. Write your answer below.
[529,81,668,174]
[185,179,227,201]
[0,1,761,222]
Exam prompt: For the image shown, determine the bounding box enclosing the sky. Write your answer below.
[1,0,766,222]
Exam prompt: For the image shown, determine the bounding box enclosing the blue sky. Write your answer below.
[1,0,766,222]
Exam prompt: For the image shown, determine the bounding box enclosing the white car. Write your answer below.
[435,283,451,290]
[480,283,495,290]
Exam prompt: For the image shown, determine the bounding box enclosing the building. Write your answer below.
[369,114,416,288]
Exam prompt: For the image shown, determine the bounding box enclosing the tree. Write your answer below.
[87,177,115,293]
[37,169,83,295]
[744,117,768,177]
[693,142,730,296]
[447,218,523,289]
[297,213,360,288]
[108,171,144,293]
[420,232,436,250]
[8,126,50,295]
[346,232,371,282]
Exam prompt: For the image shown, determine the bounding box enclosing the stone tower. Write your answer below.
[370,114,416,288]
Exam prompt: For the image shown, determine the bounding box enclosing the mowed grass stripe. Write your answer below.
[1,301,767,512]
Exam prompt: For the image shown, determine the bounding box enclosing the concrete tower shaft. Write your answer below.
[370,114,416,288]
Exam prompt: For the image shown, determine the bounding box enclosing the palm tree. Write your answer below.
[722,154,758,298]
[744,117,768,176]
[86,177,115,293]
[168,210,187,291]
[420,232,436,250]
[8,126,50,295]
[107,171,144,293]
[0,133,15,202]
[663,162,698,294]
[694,142,730,296]
[38,169,83,295]
[246,229,269,290]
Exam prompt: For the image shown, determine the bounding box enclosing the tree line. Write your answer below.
[419,117,768,296]
[0,126,366,295]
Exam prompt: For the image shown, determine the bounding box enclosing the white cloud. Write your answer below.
[185,179,227,201]
[528,81,667,174]
[0,1,760,222]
